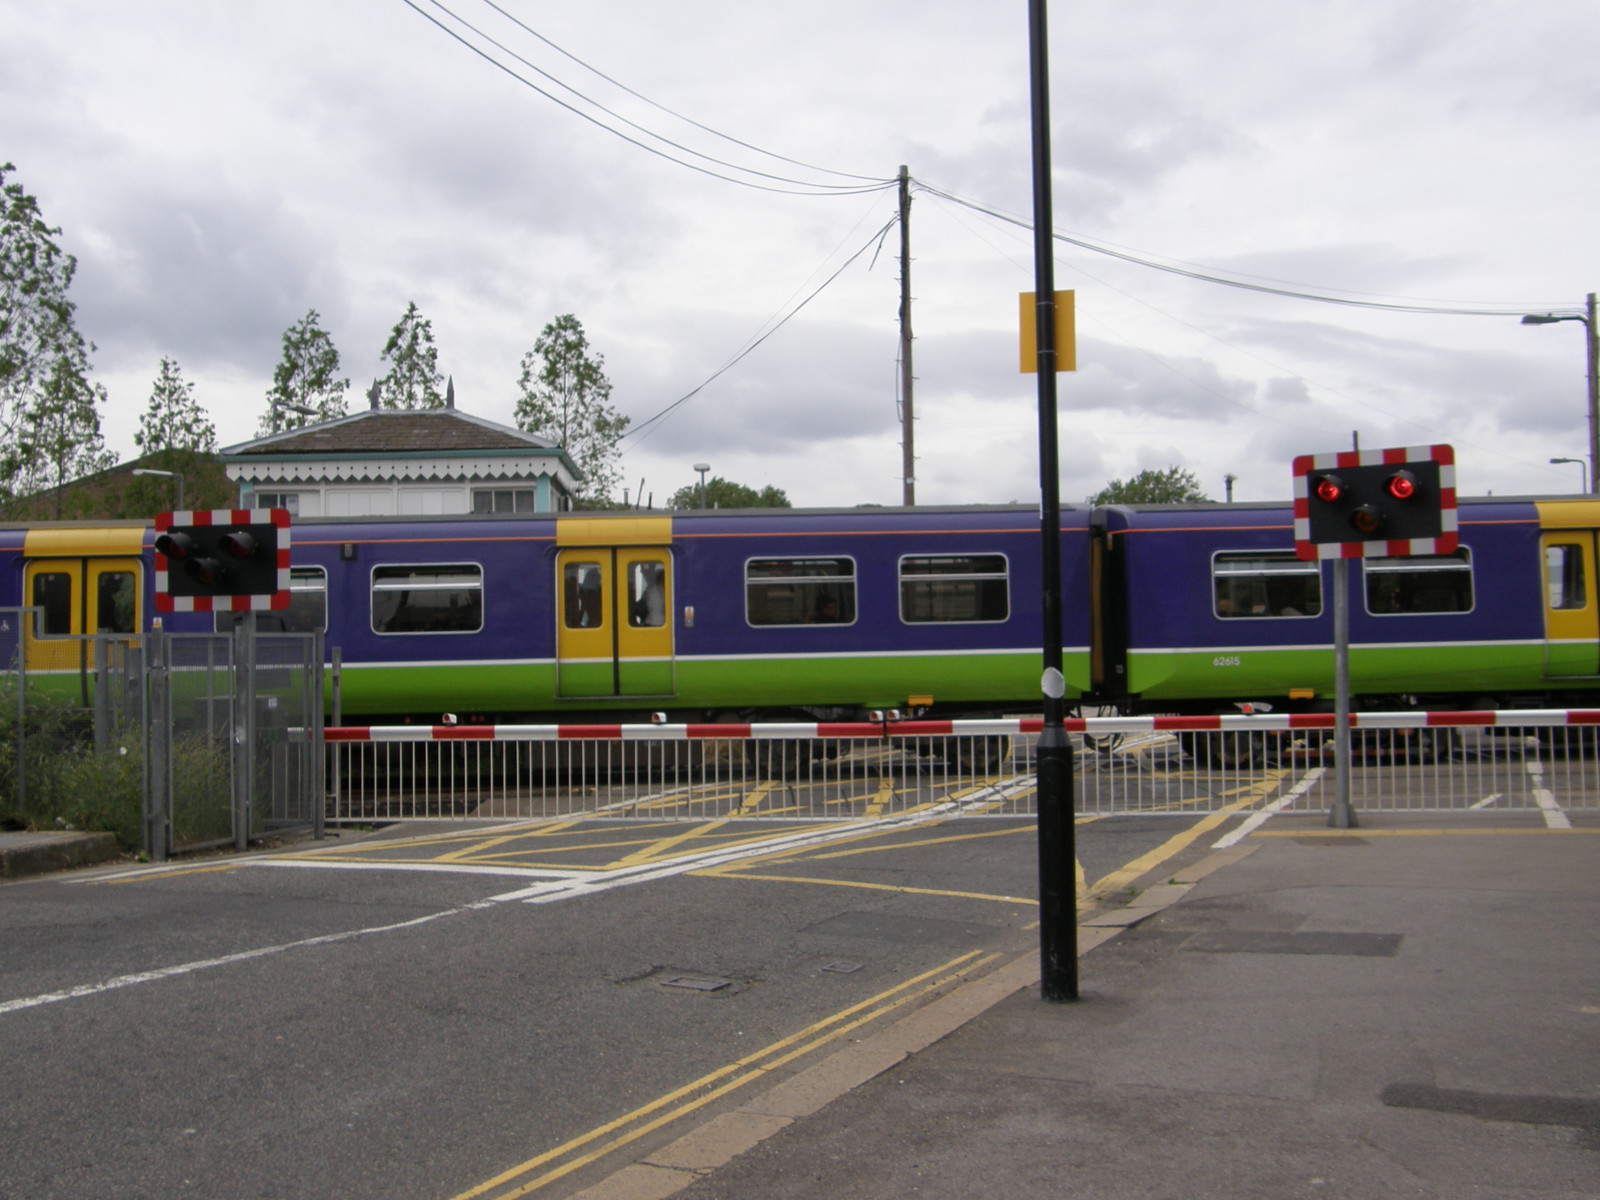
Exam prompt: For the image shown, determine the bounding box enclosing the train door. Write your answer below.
[555,546,675,699]
[22,557,143,675]
[1540,529,1600,677]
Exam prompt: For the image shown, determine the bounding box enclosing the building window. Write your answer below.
[899,555,1009,623]
[372,564,483,634]
[746,558,856,626]
[1365,550,1473,615]
[473,489,536,514]
[255,492,300,516]
[1213,552,1322,618]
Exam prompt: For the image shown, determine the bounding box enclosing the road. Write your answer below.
[0,804,1241,1200]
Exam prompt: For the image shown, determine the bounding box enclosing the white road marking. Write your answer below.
[1524,760,1573,830]
[1211,767,1325,849]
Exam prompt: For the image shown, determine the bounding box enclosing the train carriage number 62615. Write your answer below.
[1212,655,1242,668]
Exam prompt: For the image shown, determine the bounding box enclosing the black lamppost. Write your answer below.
[1523,293,1599,495]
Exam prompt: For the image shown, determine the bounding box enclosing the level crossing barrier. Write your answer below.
[322,710,1600,825]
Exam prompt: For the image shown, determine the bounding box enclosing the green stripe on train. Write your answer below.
[333,650,1086,717]
[1126,643,1566,702]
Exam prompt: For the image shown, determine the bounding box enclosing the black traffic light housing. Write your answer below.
[1294,447,1457,560]
[154,509,291,612]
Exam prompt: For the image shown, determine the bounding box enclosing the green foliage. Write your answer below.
[376,301,445,410]
[1089,466,1212,505]
[0,688,141,849]
[0,163,111,509]
[136,357,216,456]
[515,314,629,503]
[260,309,349,434]
[668,476,791,509]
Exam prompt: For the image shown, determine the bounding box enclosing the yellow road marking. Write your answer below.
[690,870,1036,906]
[612,817,734,867]
[1081,791,1270,904]
[449,950,999,1200]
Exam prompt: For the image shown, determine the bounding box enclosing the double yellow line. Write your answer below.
[450,949,1001,1200]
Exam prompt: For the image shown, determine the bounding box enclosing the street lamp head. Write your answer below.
[693,462,710,473]
[1523,314,1561,326]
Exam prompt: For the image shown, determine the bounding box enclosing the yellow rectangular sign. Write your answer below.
[1019,290,1076,373]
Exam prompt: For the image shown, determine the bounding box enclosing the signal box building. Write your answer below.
[219,393,582,518]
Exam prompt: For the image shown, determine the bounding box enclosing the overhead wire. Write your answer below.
[916,181,1582,318]
[468,0,886,186]
[403,0,893,196]
[623,214,900,446]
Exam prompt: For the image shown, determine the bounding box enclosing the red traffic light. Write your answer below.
[220,530,259,559]
[1350,505,1385,535]
[154,530,196,561]
[1314,475,1344,504]
[1386,470,1418,500]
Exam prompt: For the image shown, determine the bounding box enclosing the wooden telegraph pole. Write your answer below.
[899,165,915,507]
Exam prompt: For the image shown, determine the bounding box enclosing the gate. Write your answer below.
[144,628,324,857]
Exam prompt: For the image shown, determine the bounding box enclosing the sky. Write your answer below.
[3,0,1597,507]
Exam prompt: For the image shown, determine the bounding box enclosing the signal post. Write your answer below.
[1293,447,1456,826]
[153,509,292,852]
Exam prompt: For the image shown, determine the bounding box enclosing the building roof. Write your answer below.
[220,407,559,458]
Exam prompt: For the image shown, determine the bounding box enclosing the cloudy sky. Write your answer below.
[4,0,1597,506]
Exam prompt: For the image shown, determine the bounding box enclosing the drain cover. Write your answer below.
[659,974,732,992]
[822,961,863,974]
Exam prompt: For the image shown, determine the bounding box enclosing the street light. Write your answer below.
[132,468,185,510]
[693,462,710,509]
[1523,292,1599,495]
[1551,457,1588,493]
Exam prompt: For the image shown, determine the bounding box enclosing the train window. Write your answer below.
[1212,553,1321,619]
[899,555,1009,623]
[473,489,536,514]
[627,561,667,628]
[371,564,483,634]
[225,567,328,634]
[31,571,73,636]
[96,572,137,634]
[746,558,856,627]
[1364,549,1473,615]
[1547,544,1587,610]
[564,562,604,628]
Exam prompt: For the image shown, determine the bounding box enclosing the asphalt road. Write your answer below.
[0,808,1231,1200]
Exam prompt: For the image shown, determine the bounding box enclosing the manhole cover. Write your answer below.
[658,974,732,992]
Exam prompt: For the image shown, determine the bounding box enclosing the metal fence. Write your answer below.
[0,609,322,859]
[324,711,1600,825]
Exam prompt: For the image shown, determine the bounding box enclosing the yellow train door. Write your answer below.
[554,546,675,699]
[22,556,143,676]
[553,517,675,701]
[1541,529,1600,677]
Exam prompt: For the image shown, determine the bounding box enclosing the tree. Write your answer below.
[515,314,629,504]
[137,358,216,456]
[0,162,109,506]
[668,476,791,509]
[13,357,115,515]
[260,309,349,434]
[375,301,444,410]
[1089,466,1211,505]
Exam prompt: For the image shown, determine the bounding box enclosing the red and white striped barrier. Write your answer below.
[322,709,1600,744]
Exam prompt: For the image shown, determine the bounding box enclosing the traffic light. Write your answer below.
[1293,446,1457,560]
[154,509,292,612]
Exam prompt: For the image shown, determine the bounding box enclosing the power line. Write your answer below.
[467,0,886,186]
[404,0,893,196]
[917,181,1581,318]
[623,215,899,445]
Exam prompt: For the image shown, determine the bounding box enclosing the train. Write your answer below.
[4,497,1598,744]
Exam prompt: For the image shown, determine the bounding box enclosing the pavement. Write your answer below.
[564,812,1600,1200]
[4,813,1597,1199]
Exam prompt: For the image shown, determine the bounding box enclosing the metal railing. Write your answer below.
[323,711,1600,824]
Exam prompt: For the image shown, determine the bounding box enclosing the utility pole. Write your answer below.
[899,165,915,507]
